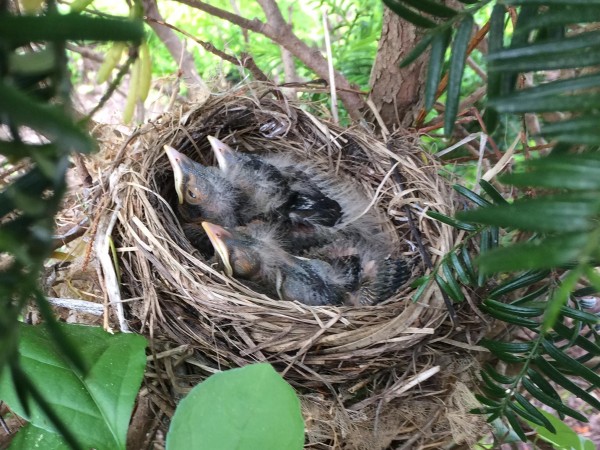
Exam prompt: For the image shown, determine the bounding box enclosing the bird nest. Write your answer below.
[98,84,488,449]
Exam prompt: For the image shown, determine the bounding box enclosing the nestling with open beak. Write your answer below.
[201,221,350,306]
[164,145,245,228]
[208,136,343,228]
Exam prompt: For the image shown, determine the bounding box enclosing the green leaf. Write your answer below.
[382,0,436,28]
[445,14,473,135]
[0,323,147,450]
[542,269,581,332]
[7,423,69,450]
[460,246,477,284]
[479,180,508,205]
[426,211,478,231]
[527,409,596,450]
[400,33,436,67]
[482,299,544,318]
[490,93,600,114]
[480,371,509,398]
[558,306,600,324]
[542,340,600,386]
[490,270,549,297]
[457,195,600,233]
[522,377,587,422]
[483,4,505,131]
[501,153,600,190]
[450,251,471,285]
[0,14,143,43]
[166,364,304,450]
[515,6,600,34]
[535,357,600,410]
[489,31,600,65]
[513,392,555,431]
[481,338,534,354]
[478,233,589,273]
[504,409,527,442]
[441,261,465,302]
[491,73,600,102]
[425,29,452,111]
[480,303,539,329]
[453,184,491,207]
[554,322,600,356]
[474,394,501,408]
[0,82,95,153]
[483,364,515,385]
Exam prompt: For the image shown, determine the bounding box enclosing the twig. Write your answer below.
[322,9,338,124]
[144,16,269,82]
[83,52,136,122]
[173,0,366,120]
[52,217,89,250]
[47,297,104,316]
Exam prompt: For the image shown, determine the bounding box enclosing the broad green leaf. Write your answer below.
[0,82,95,153]
[478,233,589,273]
[382,0,436,28]
[425,29,451,111]
[502,153,600,190]
[8,423,69,450]
[0,323,147,450]
[166,363,304,450]
[0,14,143,43]
[457,196,600,232]
[527,409,595,450]
[445,14,473,135]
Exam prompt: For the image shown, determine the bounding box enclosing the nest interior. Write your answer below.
[105,84,488,448]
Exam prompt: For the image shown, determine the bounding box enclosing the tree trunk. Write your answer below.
[369,7,427,130]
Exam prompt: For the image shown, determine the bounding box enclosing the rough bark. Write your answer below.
[369,7,427,130]
[143,0,210,102]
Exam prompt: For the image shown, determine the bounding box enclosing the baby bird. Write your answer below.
[309,239,412,305]
[207,136,342,228]
[201,221,349,306]
[165,145,244,228]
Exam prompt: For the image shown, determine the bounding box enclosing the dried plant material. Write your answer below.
[88,82,487,449]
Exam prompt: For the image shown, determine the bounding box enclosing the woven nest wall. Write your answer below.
[102,84,488,449]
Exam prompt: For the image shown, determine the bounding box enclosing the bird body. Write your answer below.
[202,221,349,306]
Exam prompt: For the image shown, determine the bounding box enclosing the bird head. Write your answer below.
[207,136,238,173]
[164,145,208,205]
[201,221,261,279]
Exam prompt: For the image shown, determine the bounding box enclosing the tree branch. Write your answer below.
[173,0,366,120]
[143,0,210,102]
